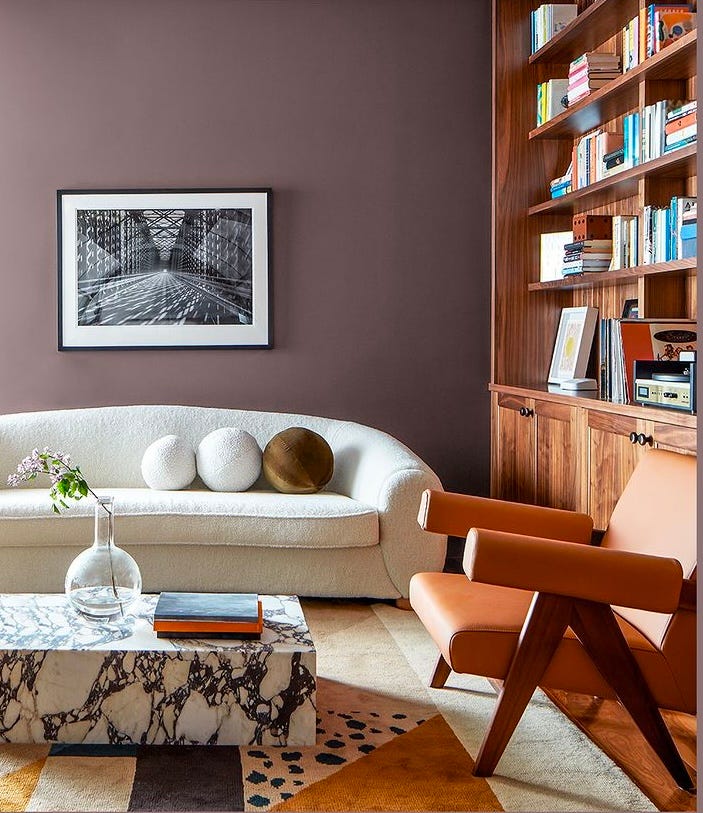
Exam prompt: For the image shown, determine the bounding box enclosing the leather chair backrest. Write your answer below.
[601,448,696,712]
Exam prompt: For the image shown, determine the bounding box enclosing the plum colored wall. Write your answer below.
[0,0,491,494]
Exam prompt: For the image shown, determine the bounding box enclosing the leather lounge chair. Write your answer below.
[410,449,696,790]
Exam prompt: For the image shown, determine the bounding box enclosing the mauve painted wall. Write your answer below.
[0,0,491,494]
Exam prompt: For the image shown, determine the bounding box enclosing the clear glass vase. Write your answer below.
[65,496,142,620]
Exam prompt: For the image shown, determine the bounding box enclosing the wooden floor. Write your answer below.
[544,688,697,811]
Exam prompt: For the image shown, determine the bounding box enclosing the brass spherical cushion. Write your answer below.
[263,428,334,494]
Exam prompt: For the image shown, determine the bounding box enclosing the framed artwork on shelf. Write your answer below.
[57,188,272,350]
[621,298,639,319]
[548,306,599,384]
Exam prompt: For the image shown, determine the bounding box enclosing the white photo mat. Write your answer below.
[548,306,598,383]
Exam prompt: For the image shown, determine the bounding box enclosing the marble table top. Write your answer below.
[0,593,314,654]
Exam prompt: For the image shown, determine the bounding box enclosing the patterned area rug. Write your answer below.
[0,600,654,812]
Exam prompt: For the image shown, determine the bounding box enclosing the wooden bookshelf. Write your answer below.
[528,144,697,214]
[528,258,697,291]
[529,0,639,65]
[491,0,697,534]
[529,30,697,141]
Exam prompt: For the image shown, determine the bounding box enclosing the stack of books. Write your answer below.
[153,592,264,639]
[562,239,613,276]
[530,4,578,54]
[549,165,573,198]
[536,79,569,126]
[665,100,697,153]
[681,200,697,258]
[567,52,621,105]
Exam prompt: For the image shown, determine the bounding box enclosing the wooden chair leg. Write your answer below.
[571,600,695,792]
[474,592,573,777]
[430,653,452,688]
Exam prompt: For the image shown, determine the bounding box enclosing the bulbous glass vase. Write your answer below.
[65,496,142,620]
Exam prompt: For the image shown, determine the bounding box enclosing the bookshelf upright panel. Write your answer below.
[491,0,697,518]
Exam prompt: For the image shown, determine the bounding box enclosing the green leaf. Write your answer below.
[52,504,60,514]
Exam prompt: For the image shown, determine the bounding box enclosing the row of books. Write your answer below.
[643,196,697,263]
[611,215,639,270]
[641,99,697,162]
[153,592,263,639]
[567,52,620,106]
[530,3,577,54]
[600,318,697,403]
[572,130,623,188]
[536,79,568,126]
[622,5,697,71]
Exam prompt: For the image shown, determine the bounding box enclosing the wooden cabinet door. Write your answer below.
[491,392,535,503]
[534,400,580,511]
[587,411,646,529]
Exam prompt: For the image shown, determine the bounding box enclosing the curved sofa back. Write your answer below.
[0,405,430,496]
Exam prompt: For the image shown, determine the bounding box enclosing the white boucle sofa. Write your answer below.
[0,405,446,599]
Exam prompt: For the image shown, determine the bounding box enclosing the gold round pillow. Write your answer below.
[263,428,334,494]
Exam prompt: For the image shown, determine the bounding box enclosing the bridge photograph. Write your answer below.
[76,207,253,327]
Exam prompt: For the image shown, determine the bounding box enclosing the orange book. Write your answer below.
[665,112,697,134]
[153,599,264,633]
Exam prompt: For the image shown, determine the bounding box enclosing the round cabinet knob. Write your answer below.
[629,432,638,444]
[637,433,653,447]
[519,407,527,417]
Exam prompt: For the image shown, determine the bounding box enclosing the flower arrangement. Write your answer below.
[7,448,141,619]
[7,448,105,514]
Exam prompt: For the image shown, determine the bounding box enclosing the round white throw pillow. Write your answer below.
[141,435,196,491]
[196,427,262,492]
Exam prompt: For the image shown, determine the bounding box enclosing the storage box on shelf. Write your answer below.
[492,0,696,525]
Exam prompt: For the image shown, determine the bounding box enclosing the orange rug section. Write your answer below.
[272,714,504,812]
[0,758,46,812]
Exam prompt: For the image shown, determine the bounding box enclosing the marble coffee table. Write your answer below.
[0,593,316,746]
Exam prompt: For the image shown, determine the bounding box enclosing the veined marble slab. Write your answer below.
[0,594,316,745]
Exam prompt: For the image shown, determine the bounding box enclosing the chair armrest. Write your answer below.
[417,490,593,544]
[465,528,684,613]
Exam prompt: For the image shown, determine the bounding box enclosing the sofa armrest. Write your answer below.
[328,422,446,598]
[418,489,593,544]
[465,528,683,613]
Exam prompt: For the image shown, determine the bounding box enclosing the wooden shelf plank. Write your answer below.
[528,259,697,291]
[528,144,697,215]
[488,383,697,428]
[529,0,639,65]
[530,31,697,141]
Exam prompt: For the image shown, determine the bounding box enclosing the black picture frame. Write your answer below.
[621,298,639,319]
[57,188,272,350]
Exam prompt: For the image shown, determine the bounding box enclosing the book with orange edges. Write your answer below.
[153,592,263,637]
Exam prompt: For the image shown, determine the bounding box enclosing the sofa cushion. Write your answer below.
[196,428,262,492]
[141,435,196,490]
[263,427,334,494]
[0,489,379,549]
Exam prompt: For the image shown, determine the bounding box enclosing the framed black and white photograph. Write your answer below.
[58,188,271,349]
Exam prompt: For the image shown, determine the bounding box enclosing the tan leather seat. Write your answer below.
[409,449,696,789]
